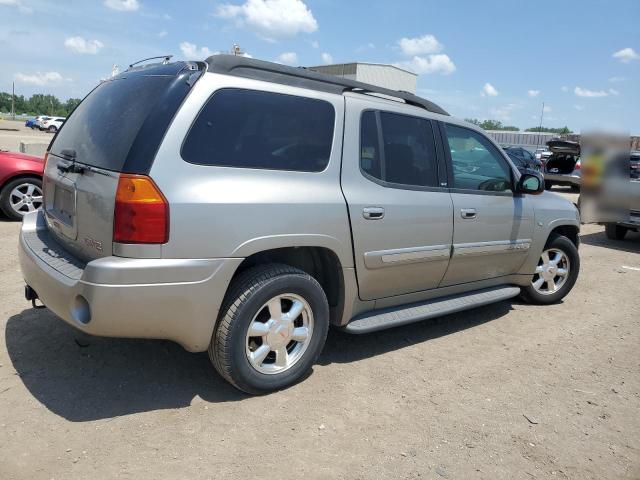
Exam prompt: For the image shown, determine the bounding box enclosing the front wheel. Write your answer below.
[210,264,329,394]
[0,177,43,221]
[47,125,57,133]
[520,234,580,305]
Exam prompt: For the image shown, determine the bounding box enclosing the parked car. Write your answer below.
[41,116,65,133]
[0,149,44,220]
[603,151,640,240]
[544,140,581,191]
[502,146,543,173]
[19,55,581,394]
[24,118,37,129]
[34,116,52,130]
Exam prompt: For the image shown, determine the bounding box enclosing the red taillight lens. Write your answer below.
[574,159,581,170]
[113,174,169,244]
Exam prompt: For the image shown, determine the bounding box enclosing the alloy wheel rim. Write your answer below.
[9,183,43,215]
[531,248,570,295]
[245,293,314,375]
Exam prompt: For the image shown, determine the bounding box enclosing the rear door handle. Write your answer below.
[460,208,477,219]
[363,207,385,220]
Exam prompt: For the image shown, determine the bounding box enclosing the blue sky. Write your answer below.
[1,0,639,132]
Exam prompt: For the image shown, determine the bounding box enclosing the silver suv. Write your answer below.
[19,55,581,394]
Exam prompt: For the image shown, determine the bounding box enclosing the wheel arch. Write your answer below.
[227,246,346,326]
[0,173,43,194]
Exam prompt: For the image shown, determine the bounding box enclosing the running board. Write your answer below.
[343,286,521,334]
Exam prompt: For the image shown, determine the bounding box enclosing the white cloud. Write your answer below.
[398,34,443,56]
[0,0,32,13]
[543,105,552,113]
[276,51,298,64]
[64,36,104,54]
[482,83,499,97]
[574,86,610,98]
[574,105,584,111]
[104,0,139,11]
[608,88,619,96]
[180,41,215,58]
[488,103,521,121]
[561,86,569,92]
[612,47,639,63]
[215,0,318,41]
[527,89,540,97]
[14,71,64,86]
[310,40,319,49]
[157,30,168,38]
[395,54,456,75]
[321,52,333,63]
[608,76,626,83]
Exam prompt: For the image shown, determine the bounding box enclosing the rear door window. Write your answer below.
[359,110,439,188]
[181,88,335,172]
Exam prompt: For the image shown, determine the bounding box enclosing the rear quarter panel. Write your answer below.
[149,73,354,267]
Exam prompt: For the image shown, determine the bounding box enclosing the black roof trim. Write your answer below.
[204,54,449,116]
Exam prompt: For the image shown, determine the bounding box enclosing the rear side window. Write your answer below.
[359,110,438,188]
[182,88,335,172]
[51,75,174,171]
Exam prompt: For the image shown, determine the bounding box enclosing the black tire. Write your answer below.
[544,180,553,190]
[47,126,57,133]
[520,234,580,305]
[210,263,329,394]
[0,177,43,221]
[570,184,580,192]
[605,223,627,240]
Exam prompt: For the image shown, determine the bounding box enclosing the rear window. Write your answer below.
[50,75,174,171]
[181,88,335,172]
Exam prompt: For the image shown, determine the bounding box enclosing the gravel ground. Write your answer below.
[0,129,638,478]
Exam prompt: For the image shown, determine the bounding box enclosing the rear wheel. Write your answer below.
[605,223,627,240]
[0,177,43,221]
[47,125,57,133]
[210,264,329,394]
[520,234,579,305]
[544,180,553,190]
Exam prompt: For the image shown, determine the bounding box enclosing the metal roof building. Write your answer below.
[307,62,418,94]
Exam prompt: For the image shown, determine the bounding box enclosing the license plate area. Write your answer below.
[45,178,78,240]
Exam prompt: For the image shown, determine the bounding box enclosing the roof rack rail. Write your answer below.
[204,54,449,116]
[128,55,173,69]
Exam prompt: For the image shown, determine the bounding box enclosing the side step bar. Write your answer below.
[343,286,521,334]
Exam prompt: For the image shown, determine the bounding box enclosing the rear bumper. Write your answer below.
[545,172,581,186]
[18,211,242,352]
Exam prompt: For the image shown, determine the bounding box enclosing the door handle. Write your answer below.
[363,207,385,220]
[460,208,477,219]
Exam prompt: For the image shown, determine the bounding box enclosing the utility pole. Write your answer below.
[536,101,545,149]
[11,82,15,120]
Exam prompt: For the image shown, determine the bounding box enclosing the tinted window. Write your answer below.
[51,76,174,171]
[360,111,438,188]
[182,89,335,172]
[444,124,512,192]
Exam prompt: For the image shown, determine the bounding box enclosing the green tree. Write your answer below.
[525,126,573,134]
[464,118,520,131]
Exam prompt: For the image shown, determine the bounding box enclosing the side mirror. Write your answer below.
[516,170,544,195]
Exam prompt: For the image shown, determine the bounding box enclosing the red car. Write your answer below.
[0,150,44,220]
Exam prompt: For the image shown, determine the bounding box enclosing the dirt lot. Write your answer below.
[0,161,638,478]
[0,120,51,155]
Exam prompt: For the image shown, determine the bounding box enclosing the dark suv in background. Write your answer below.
[502,146,543,173]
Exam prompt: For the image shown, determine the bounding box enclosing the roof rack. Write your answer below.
[204,54,449,116]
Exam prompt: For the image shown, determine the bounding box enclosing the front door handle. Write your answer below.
[460,208,477,219]
[363,207,385,220]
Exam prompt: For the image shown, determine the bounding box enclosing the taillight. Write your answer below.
[113,174,169,244]
[574,159,581,170]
